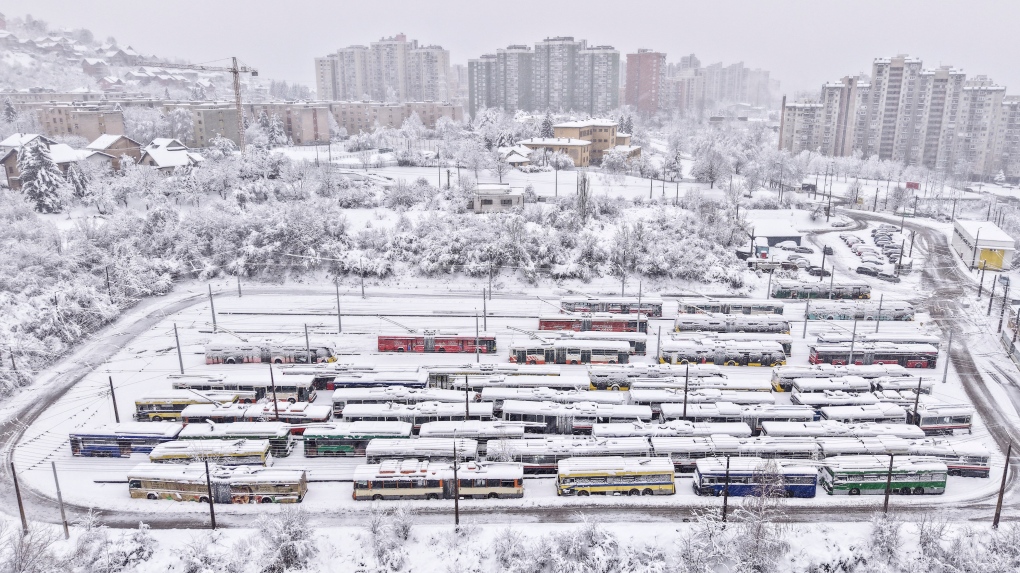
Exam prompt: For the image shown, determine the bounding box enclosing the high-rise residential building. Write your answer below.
[918,66,966,171]
[467,54,498,118]
[533,36,585,111]
[679,54,700,70]
[625,49,666,115]
[449,63,469,104]
[663,69,705,116]
[496,45,534,114]
[337,46,371,100]
[314,56,339,101]
[778,101,824,154]
[575,45,620,115]
[997,97,1020,183]
[956,76,1006,178]
[408,45,451,102]
[819,76,862,157]
[370,33,414,101]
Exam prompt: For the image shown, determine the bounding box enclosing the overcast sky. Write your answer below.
[4,0,1018,97]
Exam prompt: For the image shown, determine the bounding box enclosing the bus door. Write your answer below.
[617,351,629,364]
[442,479,456,499]
[424,333,435,352]
[514,349,528,363]
[581,348,592,363]
[117,439,132,457]
[554,347,567,364]
[544,348,555,364]
[581,316,593,331]
[212,482,233,504]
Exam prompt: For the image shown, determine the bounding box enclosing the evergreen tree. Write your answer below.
[267,113,288,147]
[17,140,66,213]
[540,111,554,138]
[258,110,271,130]
[3,97,17,124]
[65,162,90,199]
[164,87,171,100]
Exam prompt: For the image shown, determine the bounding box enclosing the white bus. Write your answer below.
[499,400,653,434]
[673,313,791,334]
[820,455,947,495]
[873,376,933,393]
[128,463,307,503]
[806,300,915,321]
[760,420,925,439]
[651,436,821,472]
[331,387,467,416]
[591,420,753,439]
[480,387,626,414]
[177,422,294,456]
[364,438,479,464]
[792,391,880,411]
[451,375,589,392]
[771,364,911,392]
[816,333,940,346]
[508,340,631,365]
[820,403,907,424]
[205,340,337,365]
[559,295,665,317]
[791,376,873,394]
[148,439,273,466]
[629,388,773,416]
[485,436,651,473]
[659,340,787,367]
[169,373,316,403]
[677,298,785,315]
[541,330,650,355]
[418,421,526,455]
[340,401,495,432]
[740,405,818,435]
[425,364,561,388]
[556,457,676,497]
[660,402,744,423]
[815,436,911,457]
[906,439,991,477]
[587,363,726,386]
[906,403,974,435]
[628,378,773,393]
[352,460,524,500]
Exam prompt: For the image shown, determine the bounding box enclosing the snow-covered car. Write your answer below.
[876,272,901,283]
[774,240,798,250]
[807,266,831,277]
[791,246,814,254]
[856,265,880,277]
[831,220,853,228]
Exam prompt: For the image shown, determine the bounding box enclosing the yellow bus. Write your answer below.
[556,456,675,496]
[147,439,273,466]
[134,391,253,422]
[127,463,307,503]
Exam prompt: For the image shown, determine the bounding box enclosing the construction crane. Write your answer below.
[152,57,258,152]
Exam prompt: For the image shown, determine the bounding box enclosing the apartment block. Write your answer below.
[533,36,585,112]
[370,34,413,101]
[408,45,451,102]
[467,54,498,118]
[496,45,534,114]
[553,118,620,161]
[779,101,824,154]
[997,97,1020,182]
[819,76,861,157]
[575,45,620,116]
[35,104,124,141]
[247,102,330,145]
[625,49,666,115]
[918,66,966,171]
[328,101,463,134]
[955,77,1006,178]
[314,56,339,101]
[337,46,372,101]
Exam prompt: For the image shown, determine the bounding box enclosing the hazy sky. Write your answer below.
[4,0,1019,96]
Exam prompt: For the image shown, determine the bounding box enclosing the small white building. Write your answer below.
[469,183,525,213]
[951,220,1014,270]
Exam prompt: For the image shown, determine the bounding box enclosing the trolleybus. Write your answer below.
[340,401,495,432]
[328,370,429,391]
[364,438,479,464]
[177,422,294,456]
[509,340,631,365]
[693,457,818,497]
[70,423,183,457]
[677,299,785,315]
[170,374,317,402]
[906,403,974,435]
[541,330,649,355]
[499,400,654,434]
[538,313,648,333]
[807,343,938,368]
[806,301,915,321]
[303,422,413,457]
[906,440,990,477]
[556,457,676,496]
[134,391,254,422]
[559,295,664,317]
[760,421,925,439]
[629,388,774,415]
[674,314,791,334]
[352,460,524,500]
[652,436,821,472]
[331,387,466,416]
[377,332,496,354]
[128,463,307,503]
[820,455,948,495]
[820,403,907,424]
[660,402,744,423]
[480,387,626,415]
[205,340,337,365]
[418,420,526,455]
[791,376,873,394]
[591,420,753,438]
[147,439,273,466]
[241,402,333,430]
[771,280,871,300]
[484,436,651,473]
[659,340,787,367]
[451,375,589,392]
[771,364,911,392]
[425,364,561,388]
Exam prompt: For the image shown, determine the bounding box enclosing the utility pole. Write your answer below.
[978,261,987,298]
[847,319,858,366]
[896,239,905,277]
[336,283,342,334]
[208,284,217,333]
[941,331,953,384]
[721,456,731,522]
[874,295,884,333]
[883,454,895,514]
[998,283,1011,333]
[911,377,924,426]
[51,462,68,539]
[304,324,311,364]
[988,279,997,315]
[483,289,487,331]
[656,326,662,365]
[453,439,460,527]
[766,271,773,299]
[464,376,470,419]
[361,259,365,298]
[682,363,690,419]
[237,276,242,297]
[174,323,185,375]
[819,251,827,282]
[268,364,280,421]
[106,266,112,300]
[12,462,28,535]
[475,313,480,364]
[108,376,120,423]
[803,301,810,339]
[204,459,217,530]
[992,441,1011,528]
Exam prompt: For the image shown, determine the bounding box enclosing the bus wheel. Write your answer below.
[274,359,283,364]
[629,489,640,497]
[426,493,439,500]
[373,494,383,501]
[152,416,162,422]
[488,492,499,499]
[527,360,536,365]
[225,358,236,365]
[849,488,860,495]
[288,398,297,404]
[146,493,157,500]
[437,348,446,352]
[611,385,620,391]
[898,488,910,495]
[396,348,404,352]
[913,487,924,495]
[257,497,272,504]
[578,490,589,497]
[198,496,210,504]
[642,489,653,496]
[608,360,616,364]
[570,361,579,365]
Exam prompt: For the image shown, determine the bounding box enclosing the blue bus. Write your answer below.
[70,423,184,457]
[692,457,818,498]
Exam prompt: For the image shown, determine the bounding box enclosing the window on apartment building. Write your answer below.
[481,199,493,206]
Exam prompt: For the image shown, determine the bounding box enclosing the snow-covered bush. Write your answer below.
[255,508,318,573]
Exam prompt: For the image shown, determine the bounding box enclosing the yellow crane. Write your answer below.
[154,57,258,151]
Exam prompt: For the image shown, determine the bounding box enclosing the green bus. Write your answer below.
[303,421,412,457]
[820,455,947,495]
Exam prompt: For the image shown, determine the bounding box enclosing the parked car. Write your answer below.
[807,266,832,277]
[877,272,901,283]
[794,259,810,269]
[823,245,834,256]
[792,246,815,254]
[856,265,880,277]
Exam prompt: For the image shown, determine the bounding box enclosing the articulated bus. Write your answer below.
[480,387,626,415]
[241,402,333,431]
[771,364,912,392]
[177,422,294,457]
[328,370,429,391]
[499,400,653,434]
[808,343,938,369]
[652,436,820,472]
[740,405,818,435]
[364,438,479,464]
[660,402,744,423]
[331,387,466,417]
[70,423,183,457]
[820,403,907,424]
[425,364,561,388]
[418,421,526,455]
[693,457,818,497]
[906,440,990,477]
[205,340,337,365]
[377,332,496,354]
[169,374,317,402]
[629,388,774,416]
[541,330,649,355]
[906,404,974,435]
[352,460,524,501]
[588,363,726,383]
[815,436,911,458]
[760,420,926,440]
[508,340,631,365]
[485,436,651,473]
[591,420,753,439]
[816,333,938,346]
[771,280,871,300]
[673,314,791,334]
[340,401,495,432]
[791,376,873,394]
[452,375,589,392]
[134,391,255,422]
[303,422,413,457]
[806,301,915,321]
[538,313,648,333]
[659,340,787,367]
[148,439,273,466]
[674,332,794,356]
[791,390,880,413]
[556,457,676,496]
[128,463,307,503]
[559,295,664,317]
[677,298,785,315]
[820,455,948,495]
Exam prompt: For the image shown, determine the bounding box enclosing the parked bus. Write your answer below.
[134,391,253,422]
[693,457,818,497]
[628,378,773,393]
[674,314,791,334]
[508,340,631,365]
[760,421,926,439]
[791,376,872,394]
[792,391,880,414]
[418,421,526,455]
[660,402,744,423]
[771,364,912,392]
[659,340,787,367]
[906,439,991,477]
[179,403,251,424]
[675,332,794,356]
[340,401,495,432]
[484,436,651,473]
[556,457,676,496]
[70,423,183,457]
[364,438,479,464]
[629,388,774,416]
[808,343,938,369]
[169,374,317,402]
[128,463,307,503]
[906,403,974,435]
[148,439,273,466]
[332,387,466,417]
[652,436,820,472]
[538,313,648,333]
[820,403,907,424]
[177,422,294,457]
[588,363,726,385]
[591,420,753,439]
[677,299,785,315]
[816,333,938,346]
[820,455,948,495]
[377,332,496,354]
[815,436,911,458]
[873,376,933,393]
[425,364,561,388]
[771,280,871,300]
[303,422,413,457]
[740,405,818,435]
[806,301,915,321]
[560,295,664,317]
[241,402,333,430]
[542,330,649,355]
[499,400,654,434]
[205,340,337,365]
[452,375,589,392]
[352,460,524,500]
[480,387,626,415]
[328,370,429,391]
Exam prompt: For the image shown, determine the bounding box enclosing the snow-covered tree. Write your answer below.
[995,170,1006,185]
[691,148,733,189]
[167,108,194,144]
[17,140,67,213]
[400,112,426,141]
[2,97,16,124]
[489,150,512,183]
[549,151,574,197]
[328,113,345,142]
[267,113,288,147]
[540,111,555,138]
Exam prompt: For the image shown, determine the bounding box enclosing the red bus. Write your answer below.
[378,332,496,353]
[538,313,647,333]
[808,343,938,369]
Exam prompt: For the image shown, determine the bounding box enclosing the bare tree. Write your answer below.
[489,151,512,183]
[730,459,791,573]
